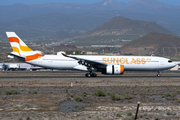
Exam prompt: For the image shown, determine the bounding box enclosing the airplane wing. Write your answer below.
[61,53,107,69]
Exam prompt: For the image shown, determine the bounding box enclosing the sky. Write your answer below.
[0,0,180,6]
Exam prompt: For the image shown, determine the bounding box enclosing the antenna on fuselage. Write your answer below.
[151,50,154,57]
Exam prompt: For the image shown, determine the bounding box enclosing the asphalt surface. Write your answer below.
[1,70,180,79]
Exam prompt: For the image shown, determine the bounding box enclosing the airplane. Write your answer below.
[6,32,177,77]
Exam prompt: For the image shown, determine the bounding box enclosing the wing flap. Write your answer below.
[61,53,107,68]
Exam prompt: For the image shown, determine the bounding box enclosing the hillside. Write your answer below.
[0,0,180,40]
[120,32,180,56]
[83,16,172,36]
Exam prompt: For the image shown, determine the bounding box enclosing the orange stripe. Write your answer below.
[25,54,45,61]
[120,65,124,74]
[20,45,32,52]
[9,37,20,44]
[9,37,32,52]
[12,47,21,56]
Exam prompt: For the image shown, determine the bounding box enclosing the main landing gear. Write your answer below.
[85,73,97,77]
[157,71,161,77]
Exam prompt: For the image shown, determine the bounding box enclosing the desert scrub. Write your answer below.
[88,115,91,118]
[166,111,176,115]
[94,90,106,97]
[164,92,171,97]
[122,94,132,100]
[83,91,87,97]
[122,116,133,120]
[110,93,120,100]
[27,90,37,94]
[5,90,20,95]
[126,111,132,116]
[26,116,30,120]
[106,91,111,96]
[176,90,180,93]
[116,113,121,117]
[32,91,37,94]
[74,96,82,102]
[74,105,79,108]
[154,116,160,120]
[146,88,151,92]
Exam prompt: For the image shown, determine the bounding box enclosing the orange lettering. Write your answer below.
[113,58,116,64]
[141,58,146,64]
[102,57,107,63]
[136,58,141,64]
[107,58,112,64]
[131,58,136,64]
[120,58,125,64]
[116,58,120,64]
[126,58,129,64]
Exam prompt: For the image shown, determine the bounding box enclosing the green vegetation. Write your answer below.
[164,92,171,97]
[74,96,82,102]
[110,93,120,100]
[116,113,121,117]
[5,90,20,95]
[105,91,111,96]
[27,90,37,94]
[18,117,22,120]
[166,111,176,116]
[154,116,160,120]
[83,91,87,97]
[88,115,91,118]
[26,116,30,120]
[176,90,180,93]
[122,117,133,120]
[126,111,132,116]
[32,91,37,94]
[122,94,132,100]
[74,105,79,108]
[94,90,106,97]
[146,88,151,92]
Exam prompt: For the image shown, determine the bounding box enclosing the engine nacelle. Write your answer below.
[105,65,124,75]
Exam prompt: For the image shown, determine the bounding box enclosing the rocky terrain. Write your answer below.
[120,32,180,56]
[0,71,180,119]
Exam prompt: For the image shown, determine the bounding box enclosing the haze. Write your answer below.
[1,0,180,6]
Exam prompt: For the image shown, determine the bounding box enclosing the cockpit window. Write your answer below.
[168,60,172,63]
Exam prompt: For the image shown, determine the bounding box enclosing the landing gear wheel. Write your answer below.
[92,73,97,77]
[157,71,161,77]
[157,74,161,77]
[85,73,97,77]
[85,73,91,77]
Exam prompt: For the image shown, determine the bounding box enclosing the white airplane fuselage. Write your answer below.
[27,55,176,72]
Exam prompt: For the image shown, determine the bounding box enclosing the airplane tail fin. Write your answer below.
[6,32,44,61]
[6,32,33,56]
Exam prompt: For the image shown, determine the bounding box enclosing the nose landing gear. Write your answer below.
[157,71,161,77]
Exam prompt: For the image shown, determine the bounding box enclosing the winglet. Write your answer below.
[61,53,68,57]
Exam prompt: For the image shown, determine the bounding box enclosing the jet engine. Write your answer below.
[104,65,124,75]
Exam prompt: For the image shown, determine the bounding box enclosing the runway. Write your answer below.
[1,76,180,79]
[0,70,180,79]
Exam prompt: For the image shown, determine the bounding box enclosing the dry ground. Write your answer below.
[0,71,180,120]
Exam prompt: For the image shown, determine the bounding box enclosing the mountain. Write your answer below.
[0,0,180,40]
[83,16,172,36]
[120,32,180,56]
[124,0,180,16]
[91,0,126,11]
